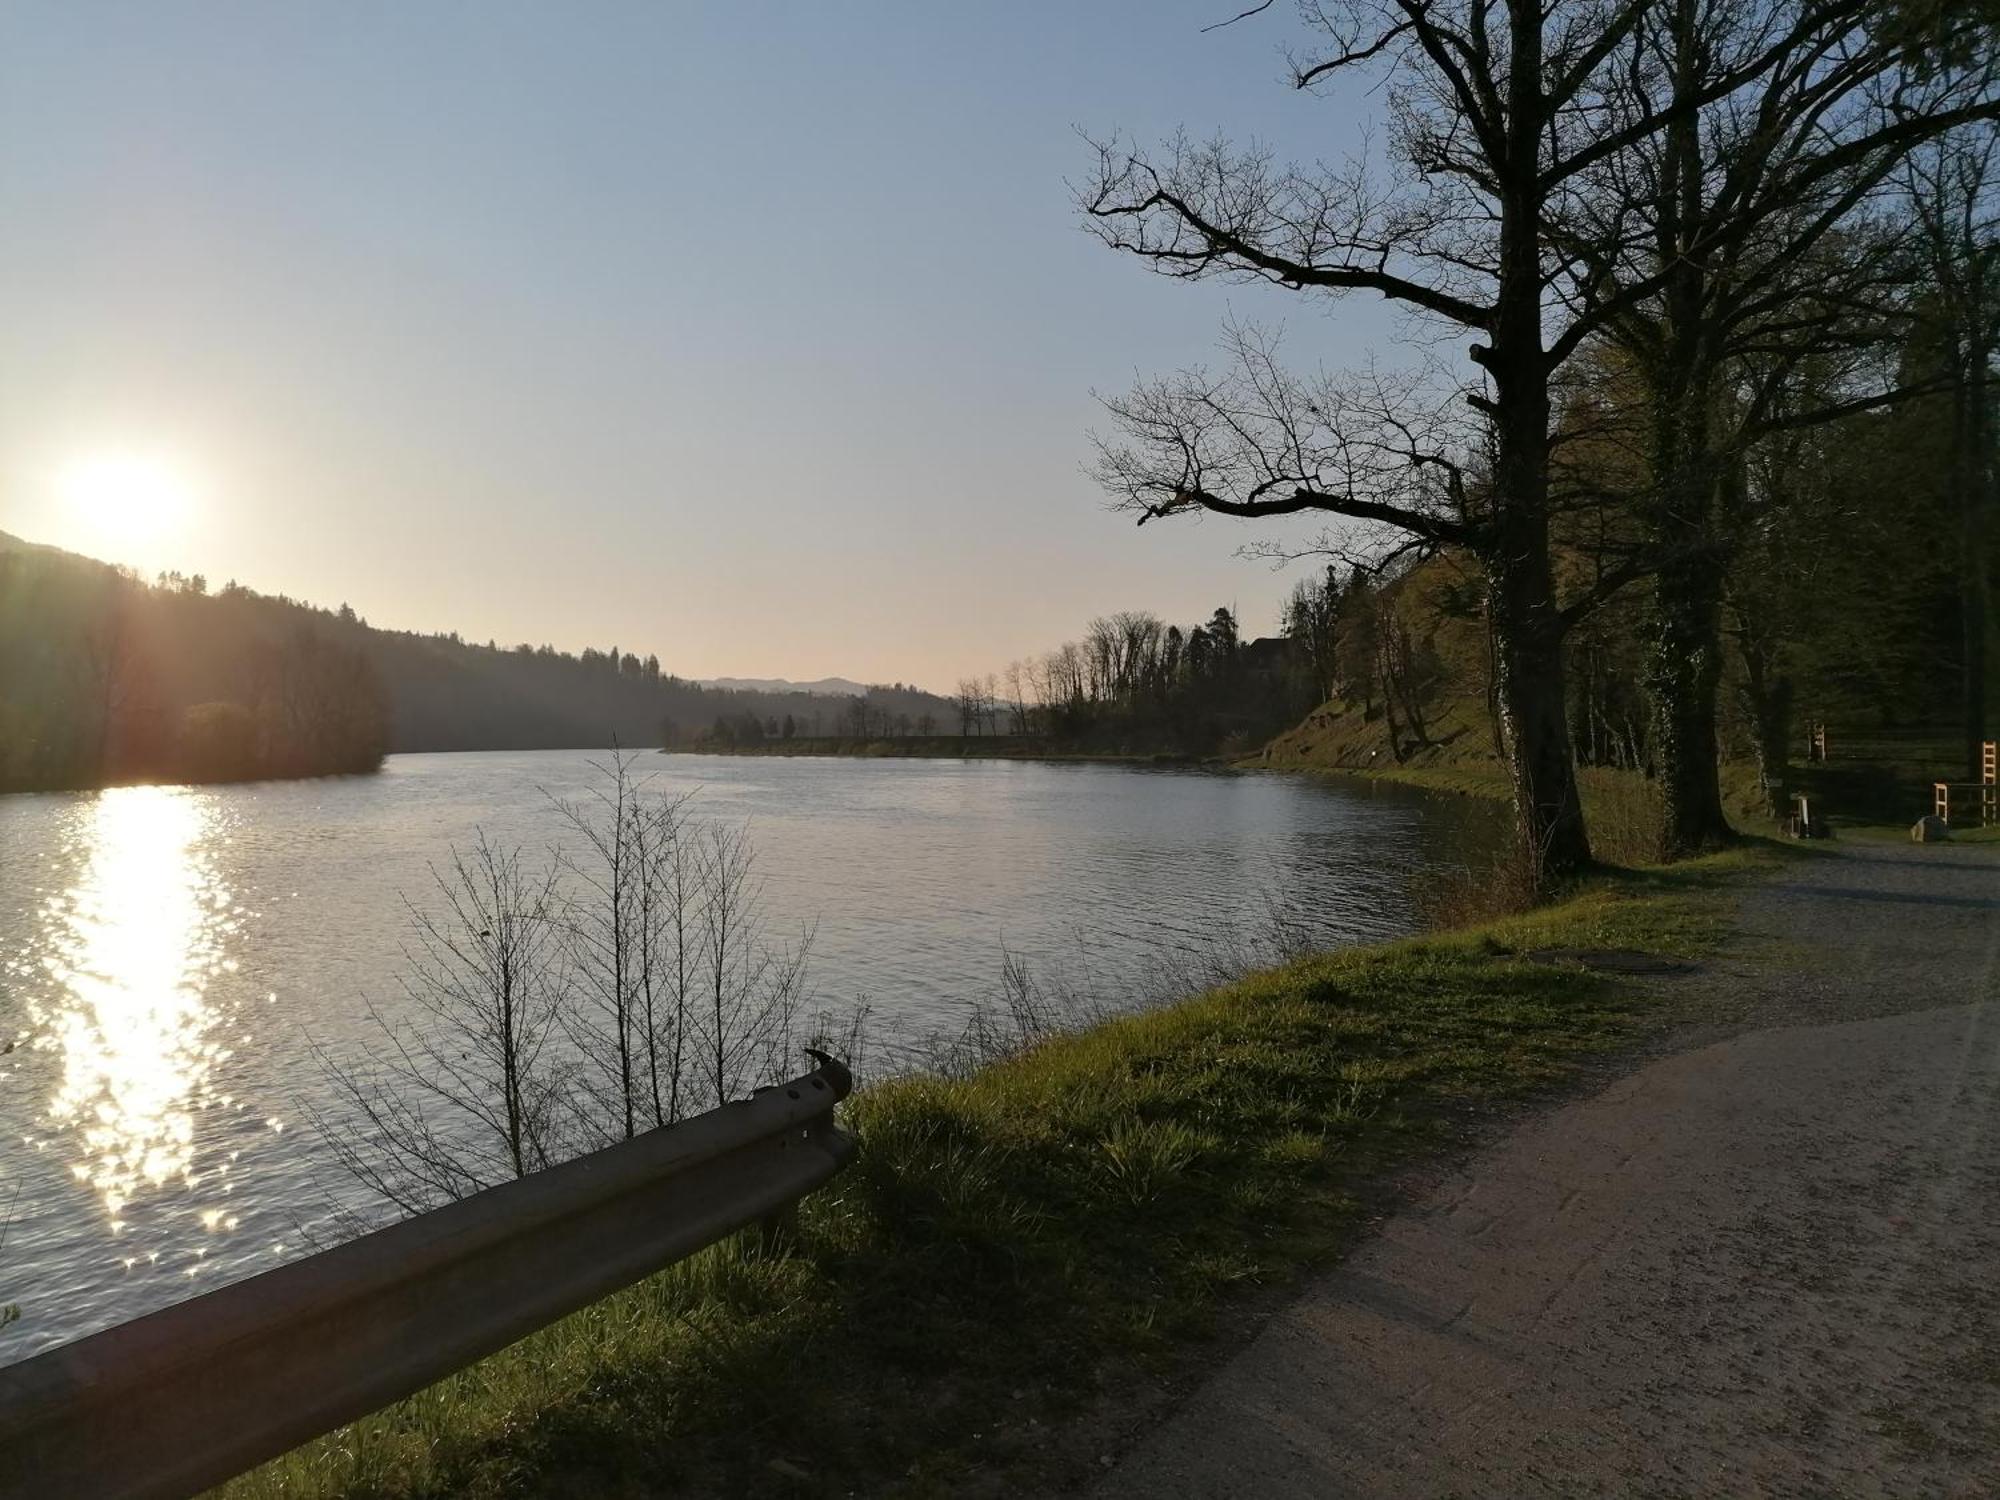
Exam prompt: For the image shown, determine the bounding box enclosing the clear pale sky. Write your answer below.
[0,2,1398,689]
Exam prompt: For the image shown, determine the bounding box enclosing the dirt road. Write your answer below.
[1096,841,2000,1499]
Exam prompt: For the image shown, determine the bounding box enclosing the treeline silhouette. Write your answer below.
[668,682,964,751]
[1,535,388,791]
[963,605,1319,757]
[0,531,960,793]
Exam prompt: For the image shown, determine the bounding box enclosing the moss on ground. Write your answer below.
[219,844,1776,1500]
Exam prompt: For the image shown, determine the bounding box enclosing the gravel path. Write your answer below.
[1096,840,2000,1499]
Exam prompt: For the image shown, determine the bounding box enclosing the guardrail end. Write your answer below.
[803,1047,854,1100]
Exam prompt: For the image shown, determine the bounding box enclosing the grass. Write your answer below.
[218,843,1773,1500]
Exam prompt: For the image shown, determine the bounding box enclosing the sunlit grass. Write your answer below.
[221,848,1770,1500]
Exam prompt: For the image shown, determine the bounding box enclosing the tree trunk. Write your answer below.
[1642,322,1732,854]
[1483,20,1593,886]
[1377,637,1407,762]
[1392,621,1432,746]
[1735,621,1793,822]
[1960,343,1991,783]
[1485,354,1591,881]
[1489,546,1592,882]
[1650,535,1733,856]
[1484,600,1506,761]
[1496,568,1584,880]
[1639,0,1734,861]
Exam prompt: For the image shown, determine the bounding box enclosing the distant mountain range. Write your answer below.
[700,676,874,697]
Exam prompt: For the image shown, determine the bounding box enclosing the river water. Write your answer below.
[0,750,1485,1362]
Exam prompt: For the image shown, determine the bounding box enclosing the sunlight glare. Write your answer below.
[35,787,234,1231]
[57,454,195,545]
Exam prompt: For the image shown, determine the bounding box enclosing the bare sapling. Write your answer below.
[311,760,855,1221]
[547,748,690,1141]
[308,832,573,1214]
[690,820,815,1110]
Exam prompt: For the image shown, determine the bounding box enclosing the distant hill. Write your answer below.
[0,531,963,791]
[1,531,389,789]
[0,529,66,557]
[701,675,874,697]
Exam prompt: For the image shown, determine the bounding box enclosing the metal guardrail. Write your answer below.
[0,1052,856,1500]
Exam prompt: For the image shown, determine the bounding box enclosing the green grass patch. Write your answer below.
[221,849,1771,1500]
[1841,819,2000,844]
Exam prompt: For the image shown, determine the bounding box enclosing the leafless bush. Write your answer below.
[1410,839,1546,932]
[687,820,815,1107]
[312,761,838,1217]
[307,833,576,1215]
[547,751,708,1139]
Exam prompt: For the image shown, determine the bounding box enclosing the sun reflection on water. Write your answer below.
[34,786,239,1225]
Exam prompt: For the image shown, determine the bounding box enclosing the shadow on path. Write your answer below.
[1096,843,2000,1499]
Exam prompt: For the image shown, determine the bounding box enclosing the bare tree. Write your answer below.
[954,677,985,736]
[1002,659,1032,733]
[1082,0,1997,878]
[548,750,646,1140]
[309,834,572,1215]
[1907,125,2000,782]
[1080,0,1679,881]
[1565,0,2000,852]
[548,750,713,1136]
[690,821,814,1106]
[312,765,845,1219]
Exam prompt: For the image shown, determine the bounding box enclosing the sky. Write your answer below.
[0,2,1404,689]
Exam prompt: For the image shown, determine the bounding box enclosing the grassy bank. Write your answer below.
[223,848,1773,1500]
[1254,691,1804,860]
[1258,686,1992,845]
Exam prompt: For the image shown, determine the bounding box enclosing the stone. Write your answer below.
[1911,815,1952,843]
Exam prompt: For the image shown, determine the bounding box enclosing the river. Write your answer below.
[0,750,1487,1362]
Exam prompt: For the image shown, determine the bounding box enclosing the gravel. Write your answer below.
[1093,840,2000,1499]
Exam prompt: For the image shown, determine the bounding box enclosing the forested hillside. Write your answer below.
[0,534,389,790]
[0,531,955,792]
[959,605,1320,757]
[1256,378,2000,834]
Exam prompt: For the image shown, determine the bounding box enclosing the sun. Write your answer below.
[59,454,195,544]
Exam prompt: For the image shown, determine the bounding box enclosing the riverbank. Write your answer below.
[224,844,1776,1500]
[1252,750,1683,867]
[1258,696,1992,845]
[1253,694,1685,863]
